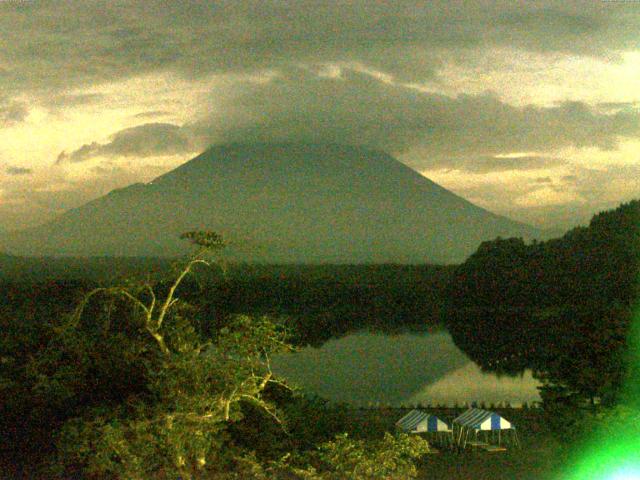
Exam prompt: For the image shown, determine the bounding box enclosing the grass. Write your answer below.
[419,442,566,480]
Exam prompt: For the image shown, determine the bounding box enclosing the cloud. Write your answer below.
[560,164,640,204]
[468,163,640,231]
[433,156,566,174]
[90,164,125,176]
[45,93,104,109]
[133,110,172,119]
[533,176,553,184]
[186,67,640,170]
[5,166,32,175]
[513,185,579,208]
[0,99,28,126]
[597,101,639,112]
[57,123,193,163]
[1,1,638,233]
[56,143,99,164]
[0,159,169,231]
[1,1,638,97]
[56,66,638,173]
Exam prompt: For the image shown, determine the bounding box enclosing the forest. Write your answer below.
[1,201,639,479]
[446,200,640,409]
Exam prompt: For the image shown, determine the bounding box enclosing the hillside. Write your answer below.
[1,143,539,263]
[445,199,640,404]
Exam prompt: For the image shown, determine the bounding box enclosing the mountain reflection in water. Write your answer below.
[272,331,541,406]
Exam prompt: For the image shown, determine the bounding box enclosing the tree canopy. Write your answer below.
[446,200,640,406]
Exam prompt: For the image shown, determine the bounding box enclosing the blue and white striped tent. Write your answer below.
[453,408,519,448]
[453,408,512,431]
[396,410,451,434]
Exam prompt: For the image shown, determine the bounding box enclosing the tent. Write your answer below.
[452,408,519,449]
[396,410,453,445]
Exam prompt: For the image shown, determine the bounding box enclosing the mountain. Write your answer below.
[1,143,540,263]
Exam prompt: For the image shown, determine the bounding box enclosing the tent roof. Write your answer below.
[453,408,513,431]
[396,409,451,433]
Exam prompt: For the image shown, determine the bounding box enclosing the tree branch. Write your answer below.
[156,258,210,331]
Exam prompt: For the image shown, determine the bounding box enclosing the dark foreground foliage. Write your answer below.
[2,199,639,478]
[1,236,435,479]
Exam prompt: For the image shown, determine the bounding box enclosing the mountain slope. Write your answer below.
[1,143,539,263]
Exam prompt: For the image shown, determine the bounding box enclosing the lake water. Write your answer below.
[272,331,541,407]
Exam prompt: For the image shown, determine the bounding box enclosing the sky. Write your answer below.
[0,0,639,232]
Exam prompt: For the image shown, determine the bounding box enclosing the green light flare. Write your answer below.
[562,432,640,480]
[561,306,640,480]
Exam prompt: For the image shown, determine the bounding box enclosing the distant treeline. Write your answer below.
[193,264,454,345]
[446,199,640,405]
[0,262,454,348]
[0,255,172,282]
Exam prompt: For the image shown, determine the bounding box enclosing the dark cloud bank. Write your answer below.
[57,123,192,164]
[59,68,640,174]
[1,0,637,174]
[1,1,639,96]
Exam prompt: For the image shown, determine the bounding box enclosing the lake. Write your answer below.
[272,331,541,407]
